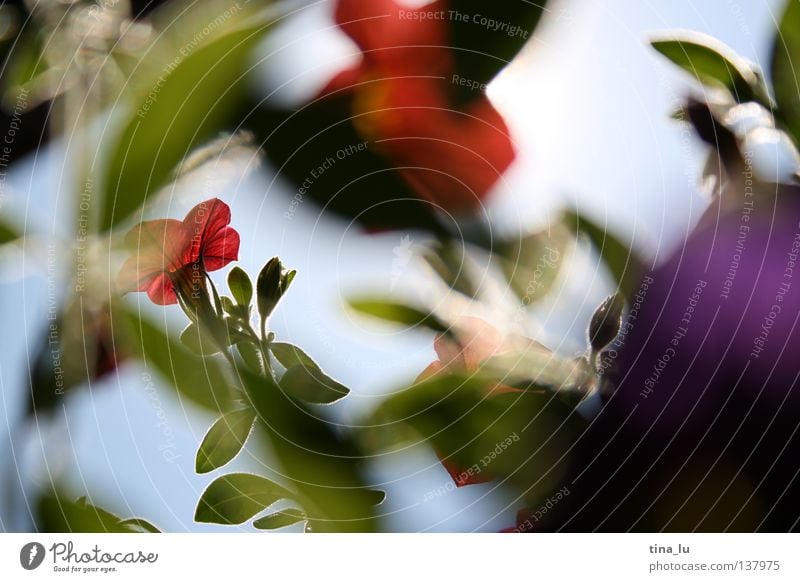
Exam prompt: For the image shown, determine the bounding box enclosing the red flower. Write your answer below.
[119,198,240,305]
[320,0,515,213]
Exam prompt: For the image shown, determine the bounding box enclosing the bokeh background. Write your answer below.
[0,0,793,532]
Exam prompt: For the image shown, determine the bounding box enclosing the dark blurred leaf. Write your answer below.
[497,223,571,305]
[348,298,449,334]
[449,0,548,106]
[121,306,232,412]
[0,218,19,244]
[228,266,253,307]
[364,489,386,506]
[196,408,257,474]
[36,492,154,533]
[651,31,764,103]
[271,342,349,404]
[240,368,376,532]
[772,0,800,145]
[373,372,583,503]
[28,301,119,416]
[246,95,445,232]
[195,473,293,525]
[563,210,644,301]
[252,508,306,530]
[101,24,271,230]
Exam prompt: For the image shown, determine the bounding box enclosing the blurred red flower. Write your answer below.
[418,317,522,486]
[118,198,240,305]
[324,0,516,213]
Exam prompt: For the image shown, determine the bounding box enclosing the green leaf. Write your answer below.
[36,492,151,533]
[118,518,162,533]
[240,369,376,532]
[0,218,19,245]
[270,342,315,369]
[280,365,350,405]
[497,223,571,306]
[772,0,800,145]
[364,489,386,506]
[421,239,479,298]
[563,210,645,301]
[373,373,584,503]
[256,257,284,322]
[236,341,264,375]
[271,342,350,404]
[252,508,306,530]
[180,323,221,356]
[348,299,449,334]
[121,307,232,412]
[196,408,257,474]
[100,24,271,230]
[651,31,762,103]
[228,266,253,307]
[195,473,293,525]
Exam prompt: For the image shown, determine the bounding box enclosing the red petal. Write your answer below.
[202,226,240,272]
[182,198,236,265]
[359,78,515,212]
[145,272,178,305]
[334,0,451,79]
[439,455,493,487]
[124,219,191,272]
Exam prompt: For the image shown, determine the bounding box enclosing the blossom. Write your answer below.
[118,198,240,305]
[315,0,515,214]
[418,317,522,486]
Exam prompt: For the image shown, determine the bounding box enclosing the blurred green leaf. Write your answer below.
[364,489,386,506]
[121,307,232,412]
[271,342,349,404]
[100,24,271,230]
[772,0,800,145]
[651,31,763,103]
[563,210,644,301]
[228,266,253,307]
[0,218,19,244]
[252,508,306,530]
[348,299,449,334]
[497,223,572,305]
[117,518,162,533]
[195,473,293,525]
[373,372,583,503]
[240,368,376,532]
[36,493,156,533]
[179,323,221,356]
[196,408,257,474]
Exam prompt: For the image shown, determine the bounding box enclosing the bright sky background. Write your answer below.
[0,0,790,532]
